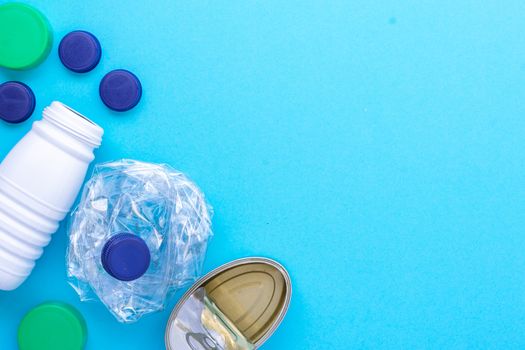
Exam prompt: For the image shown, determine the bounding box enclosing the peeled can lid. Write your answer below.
[18,302,87,350]
[102,232,151,281]
[0,3,53,70]
[99,69,142,112]
[59,30,101,73]
[166,258,292,350]
[0,81,36,124]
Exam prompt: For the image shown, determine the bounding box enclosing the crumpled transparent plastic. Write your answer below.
[66,159,213,323]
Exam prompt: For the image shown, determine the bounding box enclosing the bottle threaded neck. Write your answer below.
[42,101,103,147]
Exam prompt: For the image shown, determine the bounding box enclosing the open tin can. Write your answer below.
[165,257,292,349]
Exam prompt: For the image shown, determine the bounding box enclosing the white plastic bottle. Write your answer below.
[0,101,103,291]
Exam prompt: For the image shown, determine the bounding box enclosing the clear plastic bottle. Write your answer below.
[67,159,213,322]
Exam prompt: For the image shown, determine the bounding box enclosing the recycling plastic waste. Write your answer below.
[0,101,103,291]
[66,159,213,323]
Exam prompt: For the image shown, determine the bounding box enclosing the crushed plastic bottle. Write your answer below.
[66,159,213,323]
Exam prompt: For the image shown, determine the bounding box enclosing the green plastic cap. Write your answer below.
[18,302,87,350]
[0,3,53,70]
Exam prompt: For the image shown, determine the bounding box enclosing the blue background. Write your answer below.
[1,0,525,349]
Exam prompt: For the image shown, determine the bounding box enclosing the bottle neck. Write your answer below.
[42,101,103,148]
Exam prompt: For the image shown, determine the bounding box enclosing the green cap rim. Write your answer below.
[0,3,53,70]
[18,302,87,350]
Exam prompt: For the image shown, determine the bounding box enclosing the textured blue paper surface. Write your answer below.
[1,1,525,349]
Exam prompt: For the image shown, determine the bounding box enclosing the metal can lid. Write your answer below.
[101,232,151,281]
[99,69,142,111]
[0,81,36,124]
[166,257,292,349]
[0,3,52,70]
[58,30,101,73]
[18,302,87,350]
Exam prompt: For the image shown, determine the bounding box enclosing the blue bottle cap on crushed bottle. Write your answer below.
[101,232,150,282]
[0,81,36,124]
[99,69,142,111]
[58,30,101,73]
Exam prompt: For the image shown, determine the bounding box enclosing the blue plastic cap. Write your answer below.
[99,69,142,112]
[0,81,35,124]
[58,30,101,73]
[101,233,151,282]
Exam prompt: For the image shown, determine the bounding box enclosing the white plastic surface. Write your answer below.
[0,101,103,291]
